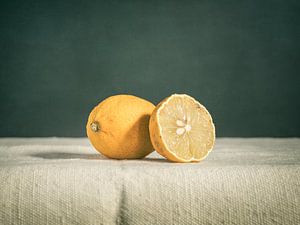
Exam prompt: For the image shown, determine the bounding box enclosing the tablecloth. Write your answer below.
[0,138,299,225]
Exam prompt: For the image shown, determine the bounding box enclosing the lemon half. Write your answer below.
[149,94,215,162]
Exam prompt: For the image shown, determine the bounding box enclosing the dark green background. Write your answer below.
[0,0,299,137]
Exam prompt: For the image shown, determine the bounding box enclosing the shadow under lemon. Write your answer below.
[31,152,167,162]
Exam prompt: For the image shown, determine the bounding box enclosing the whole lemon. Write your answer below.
[86,94,155,159]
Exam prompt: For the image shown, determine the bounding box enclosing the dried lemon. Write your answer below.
[87,95,155,159]
[149,94,215,162]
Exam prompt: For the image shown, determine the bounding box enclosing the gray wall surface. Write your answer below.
[0,0,299,137]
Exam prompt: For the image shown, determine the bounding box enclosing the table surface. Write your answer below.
[0,138,299,225]
[1,137,300,166]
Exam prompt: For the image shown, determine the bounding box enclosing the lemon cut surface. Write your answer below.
[149,94,215,162]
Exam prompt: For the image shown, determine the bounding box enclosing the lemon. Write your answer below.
[149,94,215,162]
[86,95,155,159]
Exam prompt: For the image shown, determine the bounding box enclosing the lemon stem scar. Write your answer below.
[90,121,100,132]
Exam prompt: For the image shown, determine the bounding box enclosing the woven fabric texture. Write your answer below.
[0,138,299,225]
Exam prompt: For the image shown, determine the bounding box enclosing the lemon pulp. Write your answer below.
[157,94,215,161]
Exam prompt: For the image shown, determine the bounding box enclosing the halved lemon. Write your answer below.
[149,94,215,162]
